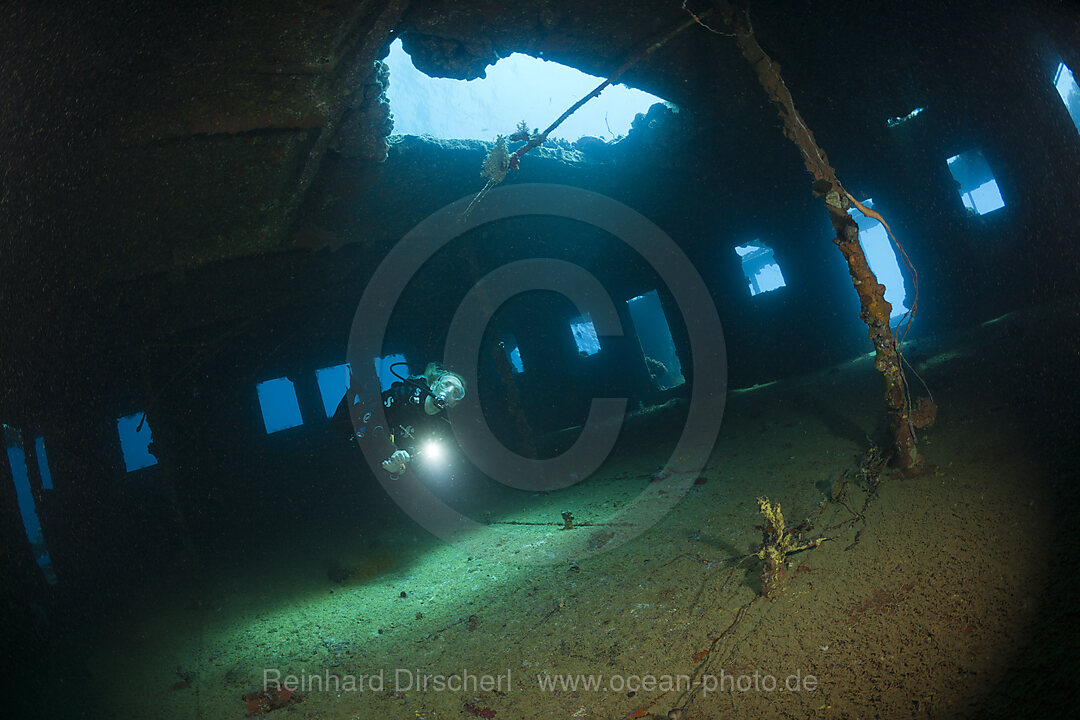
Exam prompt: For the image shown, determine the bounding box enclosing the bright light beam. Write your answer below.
[421,440,445,465]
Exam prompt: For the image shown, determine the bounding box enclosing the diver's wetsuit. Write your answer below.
[332,376,450,462]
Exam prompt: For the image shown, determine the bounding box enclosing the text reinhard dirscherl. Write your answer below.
[263,668,818,696]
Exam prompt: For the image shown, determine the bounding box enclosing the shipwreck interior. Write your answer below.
[2,1,1080,718]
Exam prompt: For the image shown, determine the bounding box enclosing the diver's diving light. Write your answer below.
[421,440,444,464]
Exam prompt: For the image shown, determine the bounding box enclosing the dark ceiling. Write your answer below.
[1,0,1077,342]
[0,2,1061,271]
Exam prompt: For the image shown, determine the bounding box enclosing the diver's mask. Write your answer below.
[424,374,465,414]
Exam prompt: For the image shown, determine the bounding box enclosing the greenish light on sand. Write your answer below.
[982,312,1014,326]
[732,380,779,393]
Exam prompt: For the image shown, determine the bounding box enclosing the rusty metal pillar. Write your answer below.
[701,1,930,469]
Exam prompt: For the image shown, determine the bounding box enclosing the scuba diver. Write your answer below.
[332,362,466,476]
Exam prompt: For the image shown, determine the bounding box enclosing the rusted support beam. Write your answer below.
[699,1,929,469]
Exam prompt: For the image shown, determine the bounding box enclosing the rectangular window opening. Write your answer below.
[501,334,524,373]
[374,354,408,392]
[3,425,58,585]
[735,241,787,296]
[117,412,158,471]
[570,314,601,357]
[315,363,351,417]
[946,149,1005,215]
[627,290,685,390]
[255,378,304,434]
[1053,61,1080,135]
[35,436,53,490]
[849,199,910,321]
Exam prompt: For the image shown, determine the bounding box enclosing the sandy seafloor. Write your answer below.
[86,301,1079,720]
